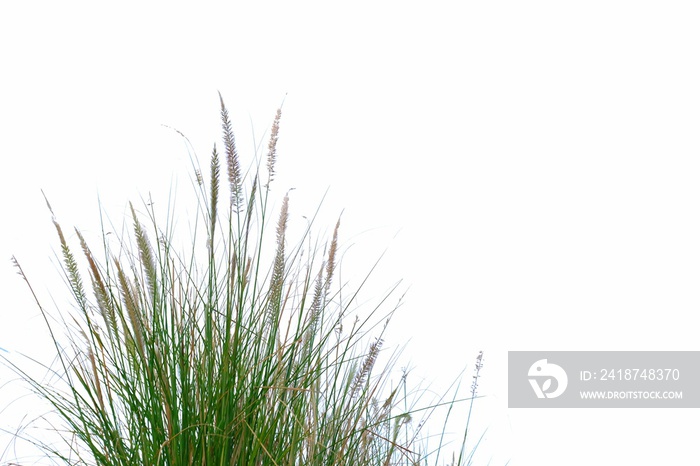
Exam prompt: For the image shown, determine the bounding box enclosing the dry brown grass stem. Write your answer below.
[266,108,282,185]
[325,217,340,289]
[351,337,384,399]
[266,194,289,330]
[218,91,242,210]
[115,259,145,358]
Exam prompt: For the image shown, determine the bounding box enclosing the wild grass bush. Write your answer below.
[2,95,484,466]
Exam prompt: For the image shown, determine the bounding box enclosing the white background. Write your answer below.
[1,2,699,465]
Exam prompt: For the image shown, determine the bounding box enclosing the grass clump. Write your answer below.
[3,95,485,466]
